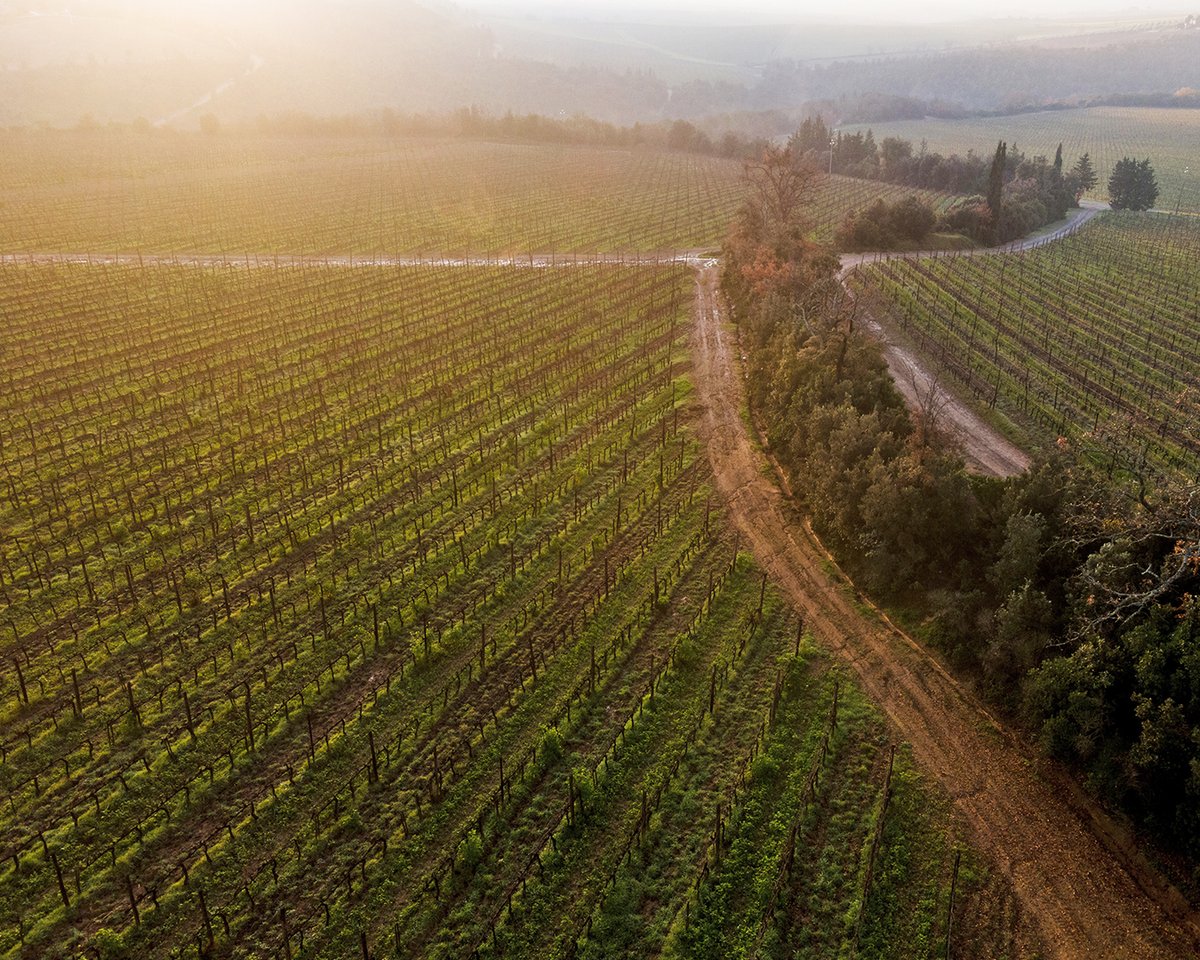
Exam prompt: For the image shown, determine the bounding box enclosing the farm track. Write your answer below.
[0,252,713,269]
[153,52,265,129]
[689,261,1200,959]
[836,202,1104,278]
[836,204,1103,477]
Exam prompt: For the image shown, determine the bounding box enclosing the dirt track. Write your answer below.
[689,263,1200,960]
[857,311,1033,477]
[0,251,702,268]
[837,202,1105,277]
[836,204,1104,478]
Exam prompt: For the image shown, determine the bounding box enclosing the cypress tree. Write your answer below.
[1109,157,1136,209]
[987,140,1007,241]
[1072,153,1097,195]
[1136,158,1159,210]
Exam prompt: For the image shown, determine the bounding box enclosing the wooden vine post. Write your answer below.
[946,848,961,959]
[855,743,895,947]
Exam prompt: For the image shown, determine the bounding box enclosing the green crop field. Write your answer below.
[0,260,996,959]
[848,212,1200,479]
[0,132,953,255]
[845,107,1200,213]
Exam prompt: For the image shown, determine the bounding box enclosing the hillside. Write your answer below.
[0,130,958,253]
[2,2,1198,127]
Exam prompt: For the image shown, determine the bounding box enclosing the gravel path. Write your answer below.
[836,204,1104,477]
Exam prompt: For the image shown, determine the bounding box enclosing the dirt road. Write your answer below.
[689,262,1200,960]
[835,205,1104,477]
[837,202,1105,277]
[856,303,1033,478]
[154,50,265,128]
[0,251,703,269]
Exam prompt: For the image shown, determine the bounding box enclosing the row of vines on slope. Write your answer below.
[0,132,953,255]
[0,261,973,959]
[848,212,1200,480]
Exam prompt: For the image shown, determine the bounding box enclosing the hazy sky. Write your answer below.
[462,0,1185,23]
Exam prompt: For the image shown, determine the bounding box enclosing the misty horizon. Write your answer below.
[456,0,1192,25]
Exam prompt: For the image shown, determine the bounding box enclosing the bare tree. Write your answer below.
[908,366,954,457]
[742,146,821,247]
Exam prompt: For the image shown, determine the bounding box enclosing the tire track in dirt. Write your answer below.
[689,262,1200,960]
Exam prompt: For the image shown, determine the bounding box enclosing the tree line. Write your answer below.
[177,108,770,160]
[722,146,1200,869]
[747,31,1200,116]
[797,114,1163,237]
[792,117,1101,243]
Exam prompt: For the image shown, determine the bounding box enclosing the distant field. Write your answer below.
[846,107,1200,212]
[0,260,991,958]
[849,212,1200,479]
[0,132,953,254]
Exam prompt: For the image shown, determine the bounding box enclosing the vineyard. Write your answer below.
[847,212,1200,479]
[845,106,1200,213]
[0,132,953,255]
[0,260,993,958]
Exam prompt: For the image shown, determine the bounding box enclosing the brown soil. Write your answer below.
[689,263,1200,960]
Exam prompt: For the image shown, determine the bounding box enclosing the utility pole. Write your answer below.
[829,134,836,176]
